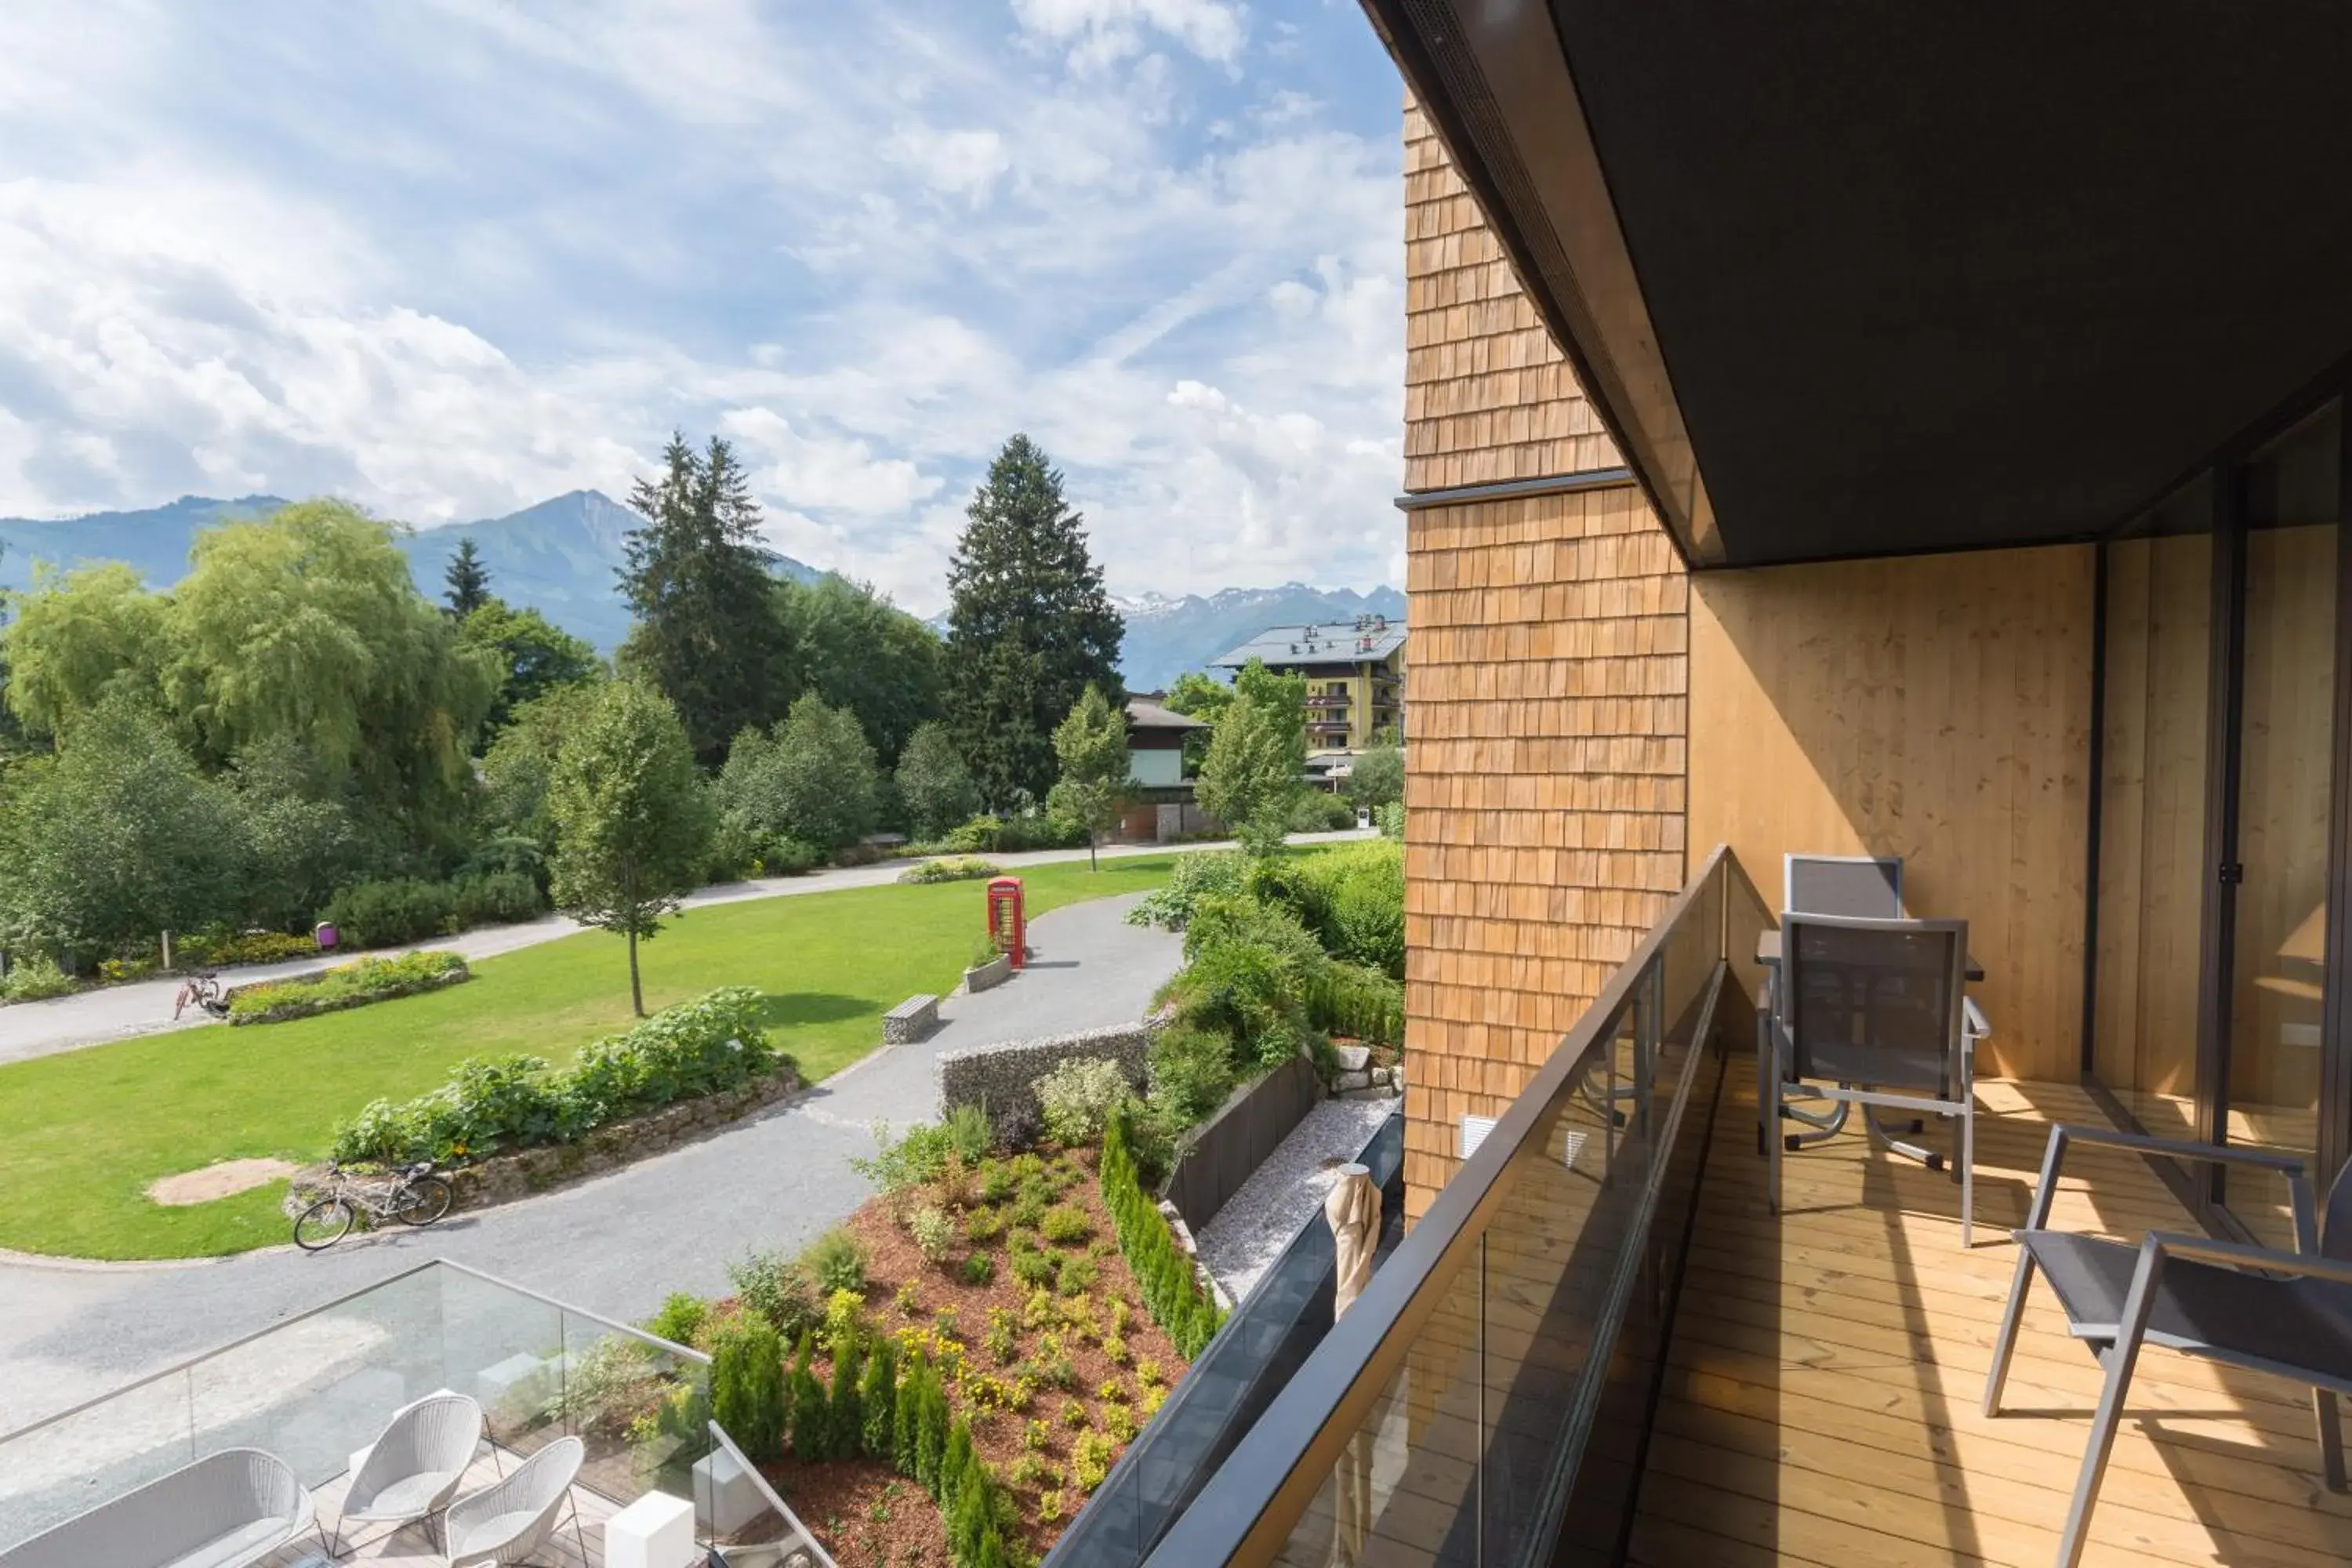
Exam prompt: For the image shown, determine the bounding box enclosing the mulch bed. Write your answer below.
[755,1145,1193,1568]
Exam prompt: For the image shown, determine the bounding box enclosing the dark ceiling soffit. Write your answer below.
[1393,466,1635,512]
[1360,0,1716,566]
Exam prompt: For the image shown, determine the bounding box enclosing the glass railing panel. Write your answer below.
[1481,994,1643,1566]
[1265,1238,1485,1568]
[1659,861,1723,1047]
[1726,852,1773,1011]
[558,1307,713,1505]
[437,1263,568,1458]
[699,1421,839,1567]
[0,1370,195,1548]
[188,1262,445,1488]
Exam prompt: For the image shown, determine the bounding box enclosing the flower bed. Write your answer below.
[898,856,1004,885]
[329,986,788,1164]
[670,1126,1202,1566]
[225,950,470,1025]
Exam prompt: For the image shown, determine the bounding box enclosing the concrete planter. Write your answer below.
[964,953,1014,993]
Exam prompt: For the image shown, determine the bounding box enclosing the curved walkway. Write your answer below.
[0,830,1367,1066]
[0,892,1181,1436]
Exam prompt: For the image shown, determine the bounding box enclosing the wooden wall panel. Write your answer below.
[1400,95,1688,1221]
[1686,550,2097,1080]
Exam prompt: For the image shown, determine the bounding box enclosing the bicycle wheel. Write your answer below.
[394,1175,452,1226]
[293,1197,355,1250]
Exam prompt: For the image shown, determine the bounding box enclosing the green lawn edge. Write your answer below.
[0,857,1183,1261]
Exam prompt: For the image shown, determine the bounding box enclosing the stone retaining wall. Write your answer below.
[964,954,1014,993]
[936,1019,1160,1147]
[289,1065,804,1214]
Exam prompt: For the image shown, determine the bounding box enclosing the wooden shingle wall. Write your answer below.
[1401,98,1690,1219]
[1404,103,1624,492]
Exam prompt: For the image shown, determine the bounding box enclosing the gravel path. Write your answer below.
[1193,1097,1398,1302]
[0,829,1372,1066]
[0,893,1181,1437]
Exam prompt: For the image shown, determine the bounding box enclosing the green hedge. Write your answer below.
[898,856,1004,885]
[227,949,470,1025]
[321,870,546,949]
[1103,1113,1223,1359]
[331,986,784,1164]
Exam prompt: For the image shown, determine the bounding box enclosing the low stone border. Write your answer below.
[1329,1042,1403,1098]
[963,953,1014,993]
[226,966,471,1025]
[937,1018,1162,1147]
[286,1063,804,1214]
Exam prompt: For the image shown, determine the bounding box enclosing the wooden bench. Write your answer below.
[883,993,941,1045]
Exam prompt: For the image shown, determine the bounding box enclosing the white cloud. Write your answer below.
[1010,0,1247,70]
[0,0,1406,615]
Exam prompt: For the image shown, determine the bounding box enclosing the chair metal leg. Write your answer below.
[1767,1071,1783,1217]
[1958,1097,1974,1250]
[1757,1007,1772,1157]
[2318,1388,2347,1491]
[2060,1338,2145,1568]
[1984,1250,2035,1416]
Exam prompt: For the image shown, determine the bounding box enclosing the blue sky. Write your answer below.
[0,1,1406,613]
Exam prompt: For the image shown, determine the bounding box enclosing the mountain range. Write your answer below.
[0,492,1402,687]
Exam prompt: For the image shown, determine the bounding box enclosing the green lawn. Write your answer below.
[0,857,1181,1261]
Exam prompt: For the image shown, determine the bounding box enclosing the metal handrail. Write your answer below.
[1142,844,1735,1566]
[0,1258,708,1446]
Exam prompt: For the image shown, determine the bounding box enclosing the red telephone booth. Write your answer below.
[985,877,1027,970]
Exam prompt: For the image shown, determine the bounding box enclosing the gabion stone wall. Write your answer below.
[936,1021,1159,1147]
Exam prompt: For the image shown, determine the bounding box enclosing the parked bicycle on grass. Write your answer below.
[292,1160,452,1250]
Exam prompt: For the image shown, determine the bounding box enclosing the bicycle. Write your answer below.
[292,1160,452,1250]
[172,971,230,1021]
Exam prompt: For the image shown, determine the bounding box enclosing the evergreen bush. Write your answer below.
[859,1340,897,1461]
[710,1319,786,1462]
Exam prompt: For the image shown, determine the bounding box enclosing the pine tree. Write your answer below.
[892,1352,924,1475]
[619,432,794,765]
[786,1333,828,1460]
[442,537,492,616]
[860,1341,897,1461]
[710,1320,786,1461]
[944,434,1125,808]
[915,1367,949,1494]
[828,1339,865,1460]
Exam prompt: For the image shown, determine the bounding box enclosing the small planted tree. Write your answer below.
[548,681,714,1014]
[710,1320,786,1461]
[1047,684,1131,870]
[895,720,981,840]
[786,1332,829,1460]
[1196,689,1306,858]
[859,1338,897,1460]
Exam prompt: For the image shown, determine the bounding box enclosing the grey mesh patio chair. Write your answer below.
[333,1392,485,1554]
[1766,854,1909,1154]
[0,1446,315,1568]
[1984,1123,2350,1568]
[1761,912,1981,1245]
[443,1434,583,1568]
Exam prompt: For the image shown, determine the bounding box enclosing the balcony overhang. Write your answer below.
[1368,1,2352,567]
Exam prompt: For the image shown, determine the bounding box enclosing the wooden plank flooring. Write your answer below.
[1629,1076,2352,1567]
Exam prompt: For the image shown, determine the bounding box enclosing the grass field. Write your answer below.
[0,856,1182,1261]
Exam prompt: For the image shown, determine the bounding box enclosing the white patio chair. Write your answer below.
[0,1446,315,1568]
[334,1392,485,1554]
[443,1434,584,1567]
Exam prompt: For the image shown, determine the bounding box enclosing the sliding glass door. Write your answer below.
[2089,396,2346,1241]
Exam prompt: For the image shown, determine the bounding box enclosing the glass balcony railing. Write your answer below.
[0,1259,834,1566]
[1140,845,1766,1568]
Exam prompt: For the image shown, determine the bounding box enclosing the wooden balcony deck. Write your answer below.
[1630,1076,2352,1567]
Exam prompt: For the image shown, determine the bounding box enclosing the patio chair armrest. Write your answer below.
[2151,1232,2352,1286]
[2024,1123,2308,1232]
[2042,1122,2308,1174]
[1962,997,1991,1041]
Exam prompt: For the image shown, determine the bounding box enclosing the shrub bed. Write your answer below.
[899,856,1005,886]
[227,950,470,1025]
[320,869,546,949]
[666,1120,1194,1565]
[1102,1113,1223,1358]
[330,986,786,1163]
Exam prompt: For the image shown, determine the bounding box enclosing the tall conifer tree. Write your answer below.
[618,433,793,765]
[442,537,492,615]
[943,434,1124,808]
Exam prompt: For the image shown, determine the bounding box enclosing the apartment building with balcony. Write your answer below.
[1213,617,1406,752]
